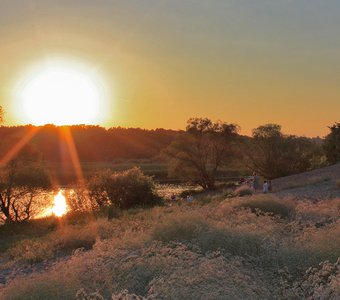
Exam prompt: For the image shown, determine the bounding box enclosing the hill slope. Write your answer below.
[273,163,340,200]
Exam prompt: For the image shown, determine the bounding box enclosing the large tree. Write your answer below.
[245,124,317,179]
[163,118,239,190]
[323,122,340,164]
[0,146,50,223]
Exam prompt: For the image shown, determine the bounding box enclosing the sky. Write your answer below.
[0,0,339,136]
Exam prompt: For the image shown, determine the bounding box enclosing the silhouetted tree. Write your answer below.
[0,146,50,223]
[163,118,239,190]
[324,122,340,164]
[245,124,316,179]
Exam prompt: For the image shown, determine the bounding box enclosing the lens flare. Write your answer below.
[52,190,68,217]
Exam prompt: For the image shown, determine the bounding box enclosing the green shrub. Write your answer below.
[179,188,202,198]
[150,216,263,256]
[88,167,162,210]
[3,279,77,300]
[195,227,263,256]
[336,179,340,189]
[150,215,207,243]
[238,195,295,218]
[234,185,253,197]
[7,224,97,263]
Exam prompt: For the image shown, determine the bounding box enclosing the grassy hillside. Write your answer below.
[0,192,339,299]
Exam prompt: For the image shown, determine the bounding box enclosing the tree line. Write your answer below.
[0,105,339,223]
[0,125,178,162]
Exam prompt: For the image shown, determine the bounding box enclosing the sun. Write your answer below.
[14,58,110,125]
[52,190,68,217]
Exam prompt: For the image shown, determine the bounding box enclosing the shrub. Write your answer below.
[7,224,97,263]
[292,259,340,299]
[150,215,263,256]
[88,167,162,210]
[3,278,77,300]
[234,185,253,197]
[179,188,202,198]
[238,195,295,218]
[336,179,340,189]
[66,186,97,213]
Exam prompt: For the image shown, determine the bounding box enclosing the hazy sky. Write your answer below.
[1,0,339,136]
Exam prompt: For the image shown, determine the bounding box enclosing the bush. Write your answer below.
[7,224,97,263]
[234,185,253,197]
[336,180,340,189]
[88,167,162,210]
[178,188,202,198]
[238,195,295,218]
[150,215,263,256]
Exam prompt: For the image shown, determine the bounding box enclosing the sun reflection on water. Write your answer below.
[52,190,68,217]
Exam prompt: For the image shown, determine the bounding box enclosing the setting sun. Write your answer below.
[52,190,68,217]
[14,58,109,125]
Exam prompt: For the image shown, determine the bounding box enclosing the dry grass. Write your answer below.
[237,194,295,218]
[1,195,339,299]
[337,179,340,189]
[234,185,253,197]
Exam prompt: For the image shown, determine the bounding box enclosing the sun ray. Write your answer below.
[0,126,40,165]
[59,127,85,184]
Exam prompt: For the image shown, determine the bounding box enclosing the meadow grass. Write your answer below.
[237,194,295,218]
[234,185,254,197]
[1,193,339,299]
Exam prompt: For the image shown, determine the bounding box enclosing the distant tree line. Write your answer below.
[0,106,339,222]
[0,125,178,162]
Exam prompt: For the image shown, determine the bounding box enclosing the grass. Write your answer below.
[336,179,340,189]
[237,194,295,218]
[234,185,254,197]
[0,193,339,299]
[274,176,332,192]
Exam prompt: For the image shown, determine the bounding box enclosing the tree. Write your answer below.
[0,146,50,223]
[245,124,316,179]
[88,167,161,210]
[323,122,340,164]
[162,118,239,190]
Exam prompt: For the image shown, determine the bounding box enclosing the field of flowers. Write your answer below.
[0,193,339,299]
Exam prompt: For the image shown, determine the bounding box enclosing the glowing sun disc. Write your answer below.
[52,190,68,217]
[14,58,109,125]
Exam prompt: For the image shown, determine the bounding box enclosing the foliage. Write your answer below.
[163,118,239,190]
[289,259,340,299]
[0,146,50,223]
[238,194,295,218]
[234,185,253,197]
[88,167,162,210]
[1,191,339,300]
[6,222,97,263]
[178,188,203,198]
[245,124,320,179]
[65,185,97,213]
[324,122,340,164]
[150,215,263,256]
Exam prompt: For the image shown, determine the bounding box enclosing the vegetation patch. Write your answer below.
[234,185,253,197]
[6,223,97,263]
[150,215,264,256]
[238,195,295,218]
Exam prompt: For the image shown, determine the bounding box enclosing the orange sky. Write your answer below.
[0,0,339,137]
